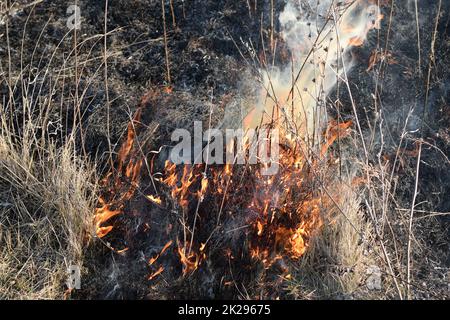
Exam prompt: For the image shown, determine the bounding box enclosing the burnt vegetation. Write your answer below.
[0,0,449,300]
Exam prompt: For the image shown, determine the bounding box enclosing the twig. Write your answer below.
[406,140,422,299]
[414,0,422,73]
[161,0,172,85]
[103,0,114,169]
[407,0,442,299]
[169,0,177,29]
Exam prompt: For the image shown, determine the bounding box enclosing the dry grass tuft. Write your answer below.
[0,106,97,299]
[0,0,102,299]
[285,180,375,299]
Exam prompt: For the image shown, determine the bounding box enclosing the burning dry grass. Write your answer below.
[286,181,374,299]
[90,89,375,299]
[0,0,448,300]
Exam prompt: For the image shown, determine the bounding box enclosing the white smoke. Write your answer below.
[243,0,381,146]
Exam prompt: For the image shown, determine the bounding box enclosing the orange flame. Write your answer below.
[155,121,350,270]
[146,195,162,205]
[148,240,173,266]
[93,98,145,238]
[148,266,165,280]
[177,243,201,276]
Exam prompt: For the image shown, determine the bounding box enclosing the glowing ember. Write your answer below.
[146,195,162,205]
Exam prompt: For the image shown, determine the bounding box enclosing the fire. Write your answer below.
[94,204,121,238]
[177,243,202,276]
[146,195,162,205]
[290,228,307,258]
[153,120,350,272]
[148,266,164,280]
[91,0,380,289]
[93,106,353,280]
[198,176,208,200]
[257,221,264,236]
[148,240,173,266]
[348,36,365,47]
[93,98,145,239]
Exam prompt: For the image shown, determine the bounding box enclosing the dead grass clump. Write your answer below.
[0,122,97,299]
[285,181,376,299]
